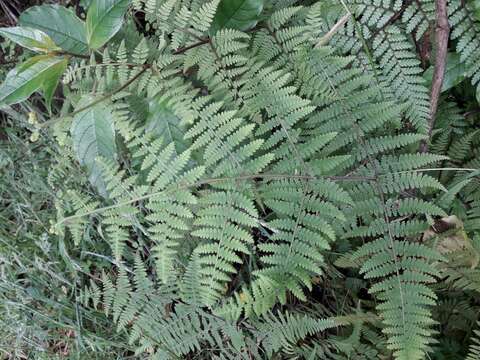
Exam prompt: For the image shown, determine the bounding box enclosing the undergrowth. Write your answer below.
[1,0,480,359]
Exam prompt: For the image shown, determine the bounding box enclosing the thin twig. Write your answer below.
[173,25,262,55]
[338,0,382,86]
[56,37,210,60]
[173,38,210,54]
[372,0,412,38]
[39,67,149,128]
[463,108,480,118]
[316,14,351,47]
[396,167,479,173]
[55,51,90,59]
[419,0,449,153]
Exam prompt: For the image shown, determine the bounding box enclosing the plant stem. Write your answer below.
[173,38,210,54]
[39,67,149,128]
[419,0,449,153]
[56,51,91,59]
[316,14,351,47]
[56,173,376,226]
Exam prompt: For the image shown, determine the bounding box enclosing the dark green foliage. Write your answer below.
[1,0,480,359]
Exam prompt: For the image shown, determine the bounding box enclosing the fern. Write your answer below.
[257,311,337,358]
[372,26,430,133]
[255,178,348,302]
[352,239,443,358]
[193,189,258,305]
[350,0,401,29]
[6,0,480,358]
[85,258,248,358]
[184,29,249,107]
[402,0,435,40]
[449,0,480,96]
[65,12,445,359]
[466,323,480,360]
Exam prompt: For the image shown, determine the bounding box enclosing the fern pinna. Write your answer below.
[2,0,479,358]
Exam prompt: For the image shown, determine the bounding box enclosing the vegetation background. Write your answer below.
[1,0,480,359]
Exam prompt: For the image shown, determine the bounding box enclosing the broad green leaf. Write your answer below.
[16,54,50,73]
[210,0,264,33]
[0,56,67,107]
[0,27,60,53]
[86,0,131,50]
[145,99,190,154]
[41,58,68,111]
[71,97,117,197]
[423,53,466,93]
[19,5,88,54]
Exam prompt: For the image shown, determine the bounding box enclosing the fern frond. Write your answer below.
[183,29,249,107]
[373,26,430,133]
[401,0,435,40]
[96,159,145,260]
[116,40,129,83]
[350,0,401,29]
[466,322,480,360]
[62,189,100,245]
[255,178,347,302]
[258,311,337,358]
[352,238,444,359]
[191,0,219,34]
[192,190,257,306]
[448,0,480,96]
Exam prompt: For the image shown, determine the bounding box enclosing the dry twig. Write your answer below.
[420,0,450,153]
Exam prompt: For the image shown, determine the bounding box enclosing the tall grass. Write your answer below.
[0,106,131,359]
